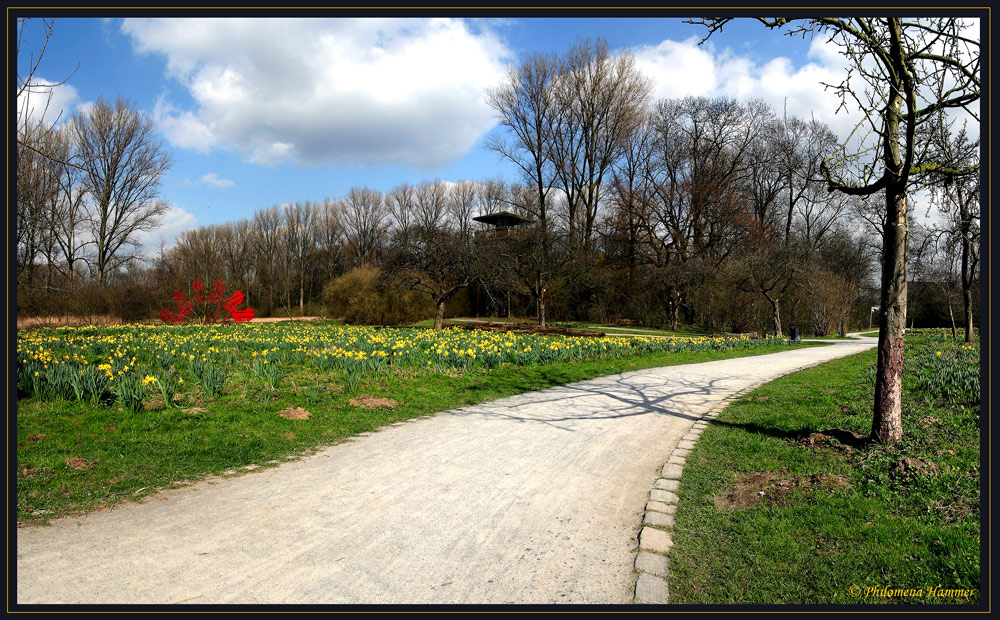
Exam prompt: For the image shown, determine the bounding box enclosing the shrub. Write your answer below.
[323,266,434,325]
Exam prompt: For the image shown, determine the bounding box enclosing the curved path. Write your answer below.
[16,336,875,604]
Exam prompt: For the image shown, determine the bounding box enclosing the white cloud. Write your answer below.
[200,172,235,188]
[16,78,81,128]
[633,36,854,140]
[135,205,198,256]
[122,18,511,170]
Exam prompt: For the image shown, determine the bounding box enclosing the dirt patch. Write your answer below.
[182,407,209,415]
[714,469,851,511]
[891,456,939,479]
[24,433,46,443]
[748,396,773,402]
[20,466,37,478]
[65,456,96,471]
[283,432,297,440]
[920,416,942,426]
[278,407,311,420]
[800,428,869,453]
[349,394,400,410]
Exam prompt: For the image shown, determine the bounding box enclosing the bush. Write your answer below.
[323,266,434,325]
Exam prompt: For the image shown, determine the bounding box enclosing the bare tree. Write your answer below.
[548,39,653,258]
[284,201,317,314]
[342,186,388,266]
[448,180,479,243]
[414,180,449,232]
[692,17,980,444]
[74,96,172,284]
[386,182,416,244]
[477,177,509,216]
[486,52,560,241]
[930,123,980,342]
[252,205,283,314]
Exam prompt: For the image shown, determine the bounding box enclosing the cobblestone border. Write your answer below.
[631,393,747,604]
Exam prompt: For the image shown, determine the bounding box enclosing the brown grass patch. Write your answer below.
[713,470,851,511]
[349,394,400,410]
[65,456,96,471]
[278,407,311,420]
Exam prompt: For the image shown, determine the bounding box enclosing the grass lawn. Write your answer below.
[859,331,880,337]
[668,329,980,605]
[17,322,814,525]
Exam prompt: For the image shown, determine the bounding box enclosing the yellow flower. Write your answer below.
[936,351,942,356]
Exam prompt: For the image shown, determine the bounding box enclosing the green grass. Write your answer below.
[859,331,880,337]
[17,338,814,525]
[668,329,980,605]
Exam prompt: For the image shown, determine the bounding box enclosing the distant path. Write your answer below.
[17,337,875,604]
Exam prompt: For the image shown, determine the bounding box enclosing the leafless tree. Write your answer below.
[284,201,317,314]
[448,180,479,243]
[477,177,509,216]
[386,182,416,244]
[342,186,388,266]
[252,205,283,314]
[74,96,172,284]
[486,52,560,240]
[929,123,980,342]
[548,39,653,258]
[692,16,981,444]
[414,180,449,232]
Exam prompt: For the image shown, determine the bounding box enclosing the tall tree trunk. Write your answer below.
[963,285,973,343]
[769,296,782,337]
[961,221,974,343]
[872,185,907,444]
[948,297,957,339]
[538,284,547,327]
[434,299,446,330]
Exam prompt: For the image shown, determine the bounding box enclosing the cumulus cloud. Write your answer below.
[632,28,979,146]
[134,205,198,256]
[122,18,511,170]
[633,35,855,140]
[200,172,235,188]
[16,79,82,128]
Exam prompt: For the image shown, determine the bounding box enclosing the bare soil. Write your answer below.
[713,470,852,510]
[348,394,400,410]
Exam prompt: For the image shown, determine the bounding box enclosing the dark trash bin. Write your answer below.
[790,326,800,343]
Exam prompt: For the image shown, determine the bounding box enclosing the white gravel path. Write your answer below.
[16,337,875,605]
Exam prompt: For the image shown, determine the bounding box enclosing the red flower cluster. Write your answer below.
[160,279,255,324]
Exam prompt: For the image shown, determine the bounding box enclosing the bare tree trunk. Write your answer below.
[948,297,957,339]
[538,285,547,327]
[961,225,974,343]
[872,186,907,444]
[768,295,783,337]
[434,299,446,330]
[963,286,973,343]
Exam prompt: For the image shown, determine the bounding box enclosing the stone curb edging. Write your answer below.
[631,390,753,604]
[630,342,878,604]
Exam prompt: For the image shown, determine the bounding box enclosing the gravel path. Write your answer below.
[16,337,875,605]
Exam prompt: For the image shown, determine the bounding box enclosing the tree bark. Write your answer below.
[768,295,782,337]
[871,185,907,444]
[434,299,446,330]
[963,285,973,343]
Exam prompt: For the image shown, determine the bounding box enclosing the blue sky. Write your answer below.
[17,15,968,250]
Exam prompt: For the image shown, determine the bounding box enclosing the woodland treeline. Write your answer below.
[17,37,978,337]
